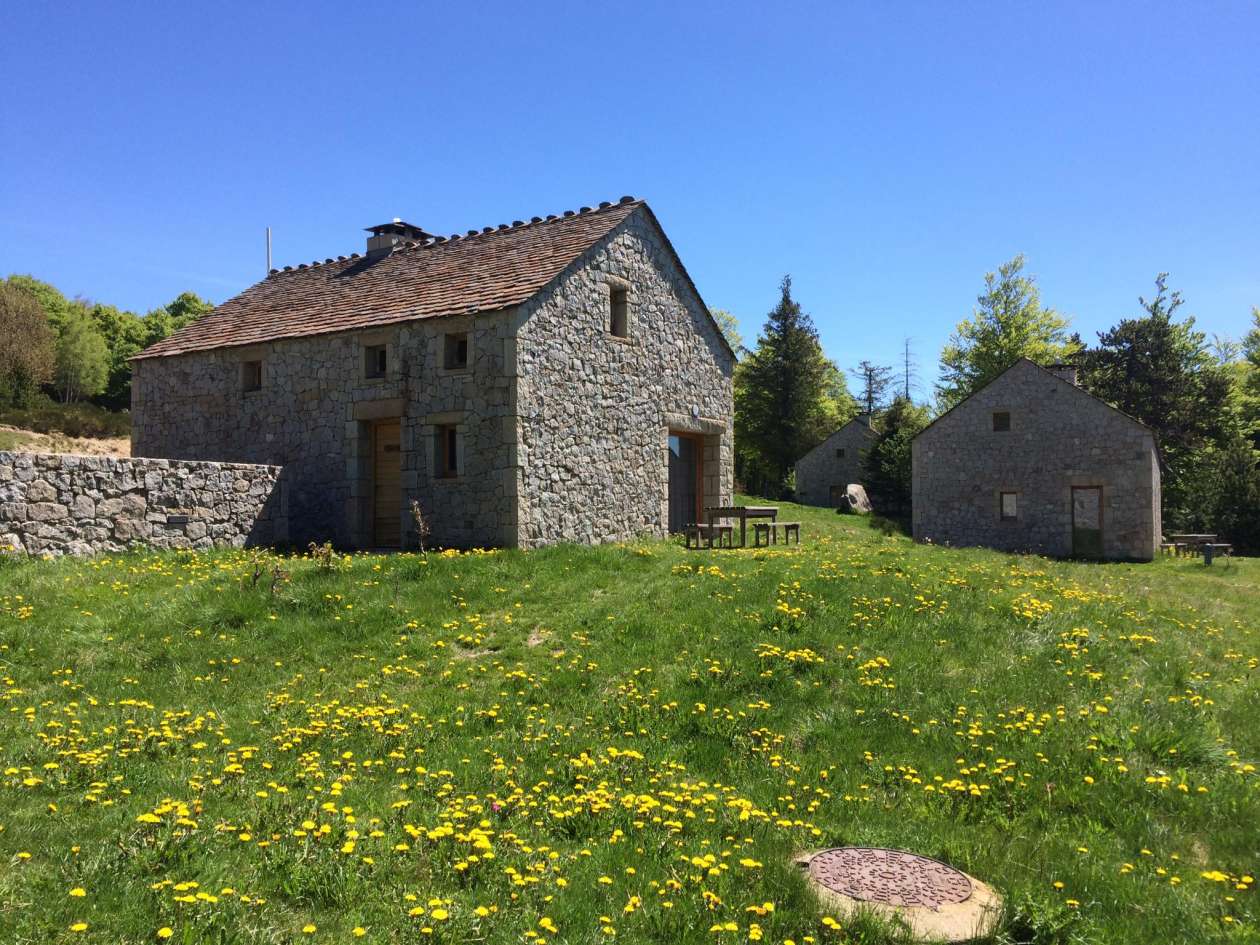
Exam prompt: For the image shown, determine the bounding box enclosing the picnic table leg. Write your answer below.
[740,514,747,549]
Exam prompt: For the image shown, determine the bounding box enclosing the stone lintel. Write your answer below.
[352,398,406,421]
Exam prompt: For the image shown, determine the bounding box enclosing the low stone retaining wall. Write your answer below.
[0,452,287,556]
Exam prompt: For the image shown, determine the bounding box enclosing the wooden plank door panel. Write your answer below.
[373,420,401,548]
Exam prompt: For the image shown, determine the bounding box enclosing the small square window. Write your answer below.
[241,360,262,392]
[365,344,387,379]
[444,332,469,370]
[992,411,1011,432]
[609,287,629,338]
[835,447,846,459]
[1000,491,1018,520]
[435,424,459,479]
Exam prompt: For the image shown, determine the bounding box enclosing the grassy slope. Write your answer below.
[0,502,1255,944]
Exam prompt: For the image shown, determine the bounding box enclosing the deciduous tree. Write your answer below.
[938,254,1078,409]
[708,307,744,355]
[0,281,55,406]
[54,308,109,403]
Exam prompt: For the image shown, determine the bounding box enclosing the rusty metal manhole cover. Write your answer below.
[808,847,972,911]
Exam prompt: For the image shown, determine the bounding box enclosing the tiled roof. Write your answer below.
[135,197,645,359]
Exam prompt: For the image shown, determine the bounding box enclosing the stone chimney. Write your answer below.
[1048,362,1078,386]
[365,219,433,258]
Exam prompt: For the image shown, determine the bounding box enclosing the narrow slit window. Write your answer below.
[992,411,1011,432]
[241,360,263,392]
[435,425,459,479]
[365,344,387,379]
[444,332,469,370]
[1000,491,1018,520]
[609,287,629,338]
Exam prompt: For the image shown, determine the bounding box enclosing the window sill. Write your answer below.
[433,475,464,485]
[607,334,632,345]
[438,366,472,377]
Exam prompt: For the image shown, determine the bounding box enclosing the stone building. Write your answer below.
[132,197,735,549]
[794,417,876,507]
[912,359,1160,560]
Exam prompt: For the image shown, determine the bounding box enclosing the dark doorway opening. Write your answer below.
[667,432,702,533]
[1072,486,1103,558]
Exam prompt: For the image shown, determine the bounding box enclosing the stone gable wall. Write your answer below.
[794,420,876,507]
[0,452,285,556]
[912,361,1160,560]
[514,209,735,546]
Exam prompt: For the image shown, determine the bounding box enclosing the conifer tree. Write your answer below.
[735,276,850,496]
[861,395,930,525]
[1077,275,1235,529]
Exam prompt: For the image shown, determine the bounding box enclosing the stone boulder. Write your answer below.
[836,483,873,515]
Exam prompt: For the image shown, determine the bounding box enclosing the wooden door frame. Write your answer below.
[668,430,705,528]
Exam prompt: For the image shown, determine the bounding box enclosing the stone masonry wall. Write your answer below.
[0,452,285,556]
[912,360,1160,561]
[514,208,735,546]
[132,310,518,549]
[132,206,734,551]
[794,419,876,507]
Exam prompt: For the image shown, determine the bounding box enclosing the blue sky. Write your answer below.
[2,2,1257,395]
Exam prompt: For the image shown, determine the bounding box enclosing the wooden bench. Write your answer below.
[752,521,801,547]
[685,522,734,550]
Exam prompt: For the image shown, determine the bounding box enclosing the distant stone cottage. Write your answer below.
[132,198,735,549]
[794,417,876,507]
[912,359,1160,561]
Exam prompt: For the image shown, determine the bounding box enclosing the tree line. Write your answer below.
[0,276,212,411]
[728,257,1260,551]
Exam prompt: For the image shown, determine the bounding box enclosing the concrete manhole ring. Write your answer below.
[800,847,1002,943]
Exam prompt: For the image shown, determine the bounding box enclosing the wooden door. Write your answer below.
[667,433,701,533]
[372,420,402,548]
[1071,486,1103,558]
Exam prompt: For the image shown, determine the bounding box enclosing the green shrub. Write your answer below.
[0,395,129,438]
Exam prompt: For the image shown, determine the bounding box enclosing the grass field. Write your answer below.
[0,502,1256,944]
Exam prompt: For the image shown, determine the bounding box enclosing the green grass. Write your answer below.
[0,502,1256,944]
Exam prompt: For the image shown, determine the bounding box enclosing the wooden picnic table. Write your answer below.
[706,505,778,548]
[1166,534,1218,557]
